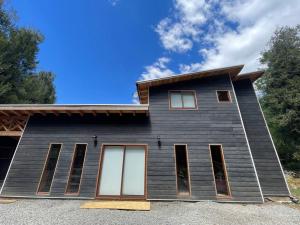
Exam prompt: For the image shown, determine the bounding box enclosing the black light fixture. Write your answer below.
[157,135,161,147]
[92,135,98,147]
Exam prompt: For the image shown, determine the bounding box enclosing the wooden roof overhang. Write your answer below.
[0,104,149,136]
[136,65,244,104]
[233,71,265,82]
[0,104,149,117]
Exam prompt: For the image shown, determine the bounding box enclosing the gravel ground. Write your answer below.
[0,200,299,225]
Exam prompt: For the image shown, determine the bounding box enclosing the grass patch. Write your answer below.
[287,175,300,200]
[285,174,300,210]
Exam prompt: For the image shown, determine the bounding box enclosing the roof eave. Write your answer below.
[136,64,244,85]
[136,65,244,104]
[233,71,265,82]
[0,104,149,117]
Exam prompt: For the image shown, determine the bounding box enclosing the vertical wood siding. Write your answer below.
[233,79,290,196]
[1,75,264,202]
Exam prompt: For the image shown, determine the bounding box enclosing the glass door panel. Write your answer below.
[98,146,124,195]
[122,146,145,195]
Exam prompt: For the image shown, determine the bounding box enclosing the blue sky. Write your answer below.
[8,0,299,104]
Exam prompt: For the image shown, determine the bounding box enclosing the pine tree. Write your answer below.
[0,0,56,104]
[257,25,300,170]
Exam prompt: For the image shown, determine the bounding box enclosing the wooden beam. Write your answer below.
[37,111,47,116]
[50,111,59,116]
[0,131,22,136]
[22,110,32,116]
[0,105,149,111]
[0,111,10,117]
[62,111,72,116]
[10,111,22,116]
[0,105,149,117]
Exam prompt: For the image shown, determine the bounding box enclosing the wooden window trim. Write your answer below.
[174,144,192,196]
[208,144,232,199]
[216,90,232,103]
[64,143,88,196]
[169,90,198,110]
[36,143,63,195]
[95,143,148,200]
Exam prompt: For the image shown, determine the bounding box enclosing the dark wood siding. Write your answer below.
[233,79,290,196]
[147,75,262,202]
[1,115,152,198]
[1,75,263,202]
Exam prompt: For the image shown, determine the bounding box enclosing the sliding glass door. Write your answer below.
[122,146,146,195]
[98,145,146,198]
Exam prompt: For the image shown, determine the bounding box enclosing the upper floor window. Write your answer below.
[216,90,231,103]
[169,91,197,109]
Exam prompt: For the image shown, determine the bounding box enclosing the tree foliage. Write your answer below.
[0,0,55,104]
[257,25,300,170]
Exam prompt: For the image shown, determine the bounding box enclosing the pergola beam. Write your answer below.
[0,104,149,119]
[0,111,10,117]
[0,131,23,136]
[0,115,28,137]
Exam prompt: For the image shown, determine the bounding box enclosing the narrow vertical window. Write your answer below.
[170,91,197,109]
[216,90,231,102]
[210,145,230,197]
[175,145,191,195]
[37,144,62,194]
[65,144,87,194]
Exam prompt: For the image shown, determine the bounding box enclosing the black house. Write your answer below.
[0,65,290,203]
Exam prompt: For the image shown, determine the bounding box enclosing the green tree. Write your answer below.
[257,25,300,171]
[0,0,56,103]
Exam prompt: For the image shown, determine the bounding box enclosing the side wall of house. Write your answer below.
[233,79,290,196]
[147,75,263,202]
[1,75,264,202]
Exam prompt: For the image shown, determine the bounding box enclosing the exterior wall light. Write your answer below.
[157,135,162,147]
[93,135,98,147]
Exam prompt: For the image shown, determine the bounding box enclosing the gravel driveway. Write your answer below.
[0,200,299,225]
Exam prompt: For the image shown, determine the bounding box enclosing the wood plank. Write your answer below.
[80,201,150,211]
[0,131,22,136]
[0,199,17,204]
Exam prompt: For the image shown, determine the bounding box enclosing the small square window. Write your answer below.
[217,91,231,102]
[170,91,197,109]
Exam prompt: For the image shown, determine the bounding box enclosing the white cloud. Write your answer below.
[179,63,202,73]
[139,57,175,81]
[175,0,209,24]
[155,19,194,53]
[133,57,175,103]
[132,91,139,104]
[200,0,300,72]
[155,0,300,72]
[155,0,213,52]
[136,0,300,102]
